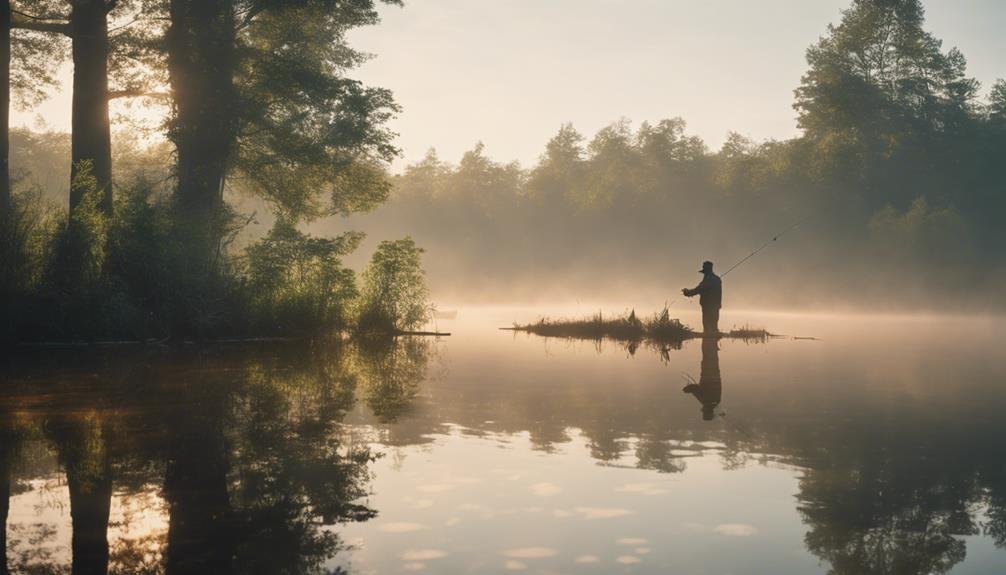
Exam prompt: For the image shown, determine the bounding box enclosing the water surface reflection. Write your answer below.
[1,340,429,574]
[1,310,1005,574]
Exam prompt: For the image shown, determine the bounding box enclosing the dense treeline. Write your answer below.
[345,0,1006,309]
[0,0,429,342]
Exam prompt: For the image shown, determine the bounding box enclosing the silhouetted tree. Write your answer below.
[794,0,979,206]
[163,0,401,336]
[0,1,66,215]
[4,1,149,215]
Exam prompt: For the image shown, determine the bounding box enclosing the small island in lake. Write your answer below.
[505,307,773,344]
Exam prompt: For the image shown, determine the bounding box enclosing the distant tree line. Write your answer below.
[348,0,1006,308]
[0,0,430,342]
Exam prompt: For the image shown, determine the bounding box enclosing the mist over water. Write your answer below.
[3,308,1006,574]
[321,116,1006,312]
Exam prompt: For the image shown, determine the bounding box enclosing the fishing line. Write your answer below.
[721,217,809,278]
[668,216,808,307]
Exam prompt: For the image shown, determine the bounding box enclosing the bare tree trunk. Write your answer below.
[0,1,11,218]
[69,0,112,215]
[164,0,238,338]
[167,0,237,216]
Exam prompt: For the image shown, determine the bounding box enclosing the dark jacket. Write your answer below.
[686,272,722,309]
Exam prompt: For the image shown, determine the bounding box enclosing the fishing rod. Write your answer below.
[720,217,808,278]
[668,216,807,307]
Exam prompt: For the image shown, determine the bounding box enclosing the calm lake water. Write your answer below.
[2,307,1006,574]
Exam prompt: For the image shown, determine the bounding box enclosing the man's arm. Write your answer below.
[682,280,703,297]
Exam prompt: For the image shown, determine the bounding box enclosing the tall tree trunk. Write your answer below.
[0,0,11,219]
[167,0,237,217]
[164,0,238,338]
[69,0,112,215]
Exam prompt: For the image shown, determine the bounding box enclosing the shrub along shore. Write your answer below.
[2,183,432,344]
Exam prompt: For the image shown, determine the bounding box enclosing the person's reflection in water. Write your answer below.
[683,337,722,421]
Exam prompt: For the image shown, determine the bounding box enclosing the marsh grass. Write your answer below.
[725,324,775,342]
[511,307,772,344]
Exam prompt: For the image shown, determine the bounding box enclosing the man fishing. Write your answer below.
[682,260,722,335]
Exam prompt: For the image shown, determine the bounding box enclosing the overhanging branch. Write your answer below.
[11,19,70,34]
[108,89,170,100]
[11,11,70,35]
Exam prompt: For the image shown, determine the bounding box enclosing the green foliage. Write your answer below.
[0,186,61,341]
[4,174,241,340]
[330,160,394,216]
[9,0,69,106]
[795,0,978,143]
[527,123,584,207]
[2,152,421,341]
[102,180,181,335]
[10,0,160,108]
[10,128,72,206]
[66,160,109,272]
[990,79,1006,125]
[231,0,402,220]
[244,220,362,334]
[356,237,429,333]
[869,197,973,267]
[0,186,60,292]
[42,161,111,333]
[2,0,414,342]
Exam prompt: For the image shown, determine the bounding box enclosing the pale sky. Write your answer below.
[15,0,1006,168]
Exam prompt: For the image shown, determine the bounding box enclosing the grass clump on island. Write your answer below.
[724,325,774,342]
[511,307,772,343]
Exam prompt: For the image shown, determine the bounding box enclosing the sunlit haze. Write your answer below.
[17,0,1006,167]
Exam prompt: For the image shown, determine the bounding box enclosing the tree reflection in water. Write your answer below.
[793,415,1006,574]
[353,337,432,424]
[0,338,436,574]
[1,335,1006,574]
[0,418,14,575]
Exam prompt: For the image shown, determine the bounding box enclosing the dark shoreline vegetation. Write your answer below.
[507,307,773,344]
[0,0,431,344]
